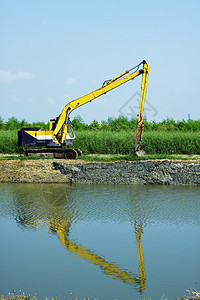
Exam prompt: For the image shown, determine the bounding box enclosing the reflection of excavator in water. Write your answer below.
[15,213,146,292]
[49,218,146,293]
[18,60,149,158]
[133,220,146,290]
[13,184,147,293]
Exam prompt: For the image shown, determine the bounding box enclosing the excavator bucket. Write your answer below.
[134,149,146,157]
[134,121,146,157]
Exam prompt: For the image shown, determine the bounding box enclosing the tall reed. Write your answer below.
[0,130,199,155]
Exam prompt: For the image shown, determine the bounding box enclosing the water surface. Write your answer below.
[0,183,200,299]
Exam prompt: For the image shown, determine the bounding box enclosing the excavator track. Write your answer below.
[24,148,82,159]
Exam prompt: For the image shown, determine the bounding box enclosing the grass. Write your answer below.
[0,130,200,156]
[79,153,200,161]
[2,290,200,300]
[0,291,37,300]
[142,131,200,155]
[74,130,200,155]
[0,291,97,300]
[0,153,200,162]
[0,154,51,160]
[0,130,20,154]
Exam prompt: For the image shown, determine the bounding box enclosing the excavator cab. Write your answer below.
[65,121,76,146]
[58,117,76,146]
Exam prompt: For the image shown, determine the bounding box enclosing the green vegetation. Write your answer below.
[0,116,49,131]
[0,291,95,300]
[0,129,199,156]
[0,130,20,154]
[71,115,200,132]
[80,154,200,162]
[0,155,49,160]
[0,291,37,300]
[0,153,200,161]
[1,115,200,132]
[73,131,200,155]
[0,116,200,156]
[1,290,200,300]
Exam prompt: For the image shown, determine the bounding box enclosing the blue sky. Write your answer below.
[0,0,199,123]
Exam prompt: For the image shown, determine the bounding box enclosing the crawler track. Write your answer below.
[24,148,82,159]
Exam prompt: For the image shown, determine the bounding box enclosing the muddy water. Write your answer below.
[0,183,200,300]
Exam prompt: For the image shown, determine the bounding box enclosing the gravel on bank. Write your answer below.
[53,160,200,185]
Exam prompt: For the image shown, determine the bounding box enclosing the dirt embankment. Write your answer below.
[0,159,74,183]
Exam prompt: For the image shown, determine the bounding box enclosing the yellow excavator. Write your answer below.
[18,60,149,158]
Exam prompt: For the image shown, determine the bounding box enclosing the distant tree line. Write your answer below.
[0,116,49,131]
[1,115,200,132]
[72,115,200,131]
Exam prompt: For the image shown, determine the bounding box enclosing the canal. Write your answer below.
[0,183,200,299]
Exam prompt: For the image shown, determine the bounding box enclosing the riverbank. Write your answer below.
[0,159,72,183]
[0,158,200,184]
[1,291,200,300]
[53,160,200,184]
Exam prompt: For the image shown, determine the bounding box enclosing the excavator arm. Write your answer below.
[52,60,149,154]
[134,62,149,155]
